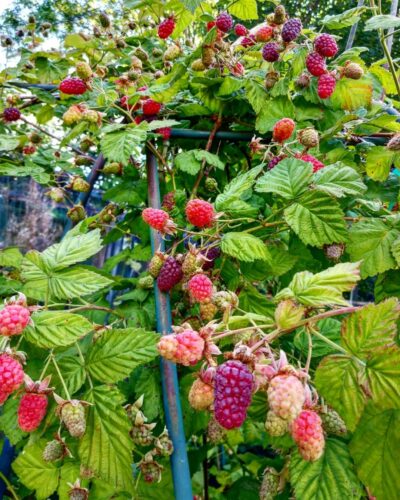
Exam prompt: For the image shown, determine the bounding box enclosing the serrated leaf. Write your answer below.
[181,0,202,13]
[315,355,366,431]
[0,397,26,445]
[275,262,360,306]
[221,232,270,262]
[228,0,258,20]
[86,328,159,383]
[365,14,400,31]
[41,229,103,270]
[215,165,262,212]
[0,134,20,151]
[193,149,224,169]
[290,438,362,500]
[101,126,147,164]
[133,367,163,421]
[12,441,59,499]
[245,80,267,114]
[24,311,92,348]
[294,318,341,358]
[175,150,201,175]
[255,158,312,199]
[342,299,399,356]
[321,7,367,29]
[0,247,23,268]
[284,191,347,247]
[52,355,86,395]
[350,404,400,500]
[313,163,367,197]
[48,267,113,300]
[79,386,133,490]
[255,97,295,133]
[392,237,400,265]
[366,347,400,409]
[58,463,81,500]
[347,219,399,278]
[331,78,373,111]
[365,146,394,181]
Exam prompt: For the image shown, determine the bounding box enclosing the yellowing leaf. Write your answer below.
[331,78,373,111]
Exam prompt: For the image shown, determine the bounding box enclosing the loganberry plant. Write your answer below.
[1,1,400,499]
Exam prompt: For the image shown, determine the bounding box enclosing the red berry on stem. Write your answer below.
[255,25,273,42]
[0,304,30,336]
[59,77,87,95]
[158,329,205,366]
[214,360,253,429]
[291,410,325,461]
[281,18,302,42]
[241,35,256,48]
[234,24,248,36]
[185,199,215,228]
[296,153,325,172]
[306,52,326,77]
[188,274,213,303]
[157,257,183,292]
[272,118,295,143]
[317,73,336,99]
[3,107,21,122]
[314,34,338,58]
[142,99,162,116]
[0,353,24,394]
[142,208,176,234]
[157,127,172,140]
[18,393,48,432]
[158,16,176,39]
[216,12,233,32]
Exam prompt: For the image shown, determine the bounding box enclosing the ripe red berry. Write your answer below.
[262,42,280,62]
[157,257,183,292]
[142,99,162,116]
[158,17,176,39]
[18,393,48,432]
[185,199,215,228]
[188,274,213,303]
[255,25,273,42]
[59,77,87,95]
[272,118,295,143]
[296,153,325,172]
[0,353,24,394]
[216,12,233,32]
[291,410,325,461]
[234,24,248,36]
[314,34,338,58]
[142,208,176,234]
[317,73,336,99]
[3,107,21,122]
[306,52,326,77]
[281,18,302,42]
[158,329,205,366]
[22,145,36,155]
[241,35,256,48]
[157,127,172,140]
[0,304,30,336]
[214,360,254,429]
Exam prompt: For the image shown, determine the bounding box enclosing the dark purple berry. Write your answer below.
[281,18,302,43]
[157,257,183,292]
[262,42,280,62]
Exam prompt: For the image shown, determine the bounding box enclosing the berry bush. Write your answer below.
[1,1,400,499]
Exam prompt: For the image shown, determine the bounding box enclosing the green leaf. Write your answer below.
[47,267,113,300]
[321,7,367,29]
[365,146,394,181]
[0,247,23,267]
[53,355,86,395]
[392,237,400,265]
[24,311,92,348]
[79,386,133,490]
[41,229,103,270]
[255,97,295,133]
[294,318,341,358]
[350,404,400,500]
[290,438,362,500]
[0,134,20,151]
[342,299,399,357]
[228,0,258,20]
[215,165,262,212]
[331,78,373,111]
[175,150,201,175]
[0,397,26,445]
[284,191,348,247]
[275,262,360,307]
[101,126,147,164]
[86,328,159,383]
[58,463,81,500]
[193,149,224,169]
[347,219,399,278]
[313,163,367,198]
[365,14,400,31]
[315,355,366,431]
[255,158,312,199]
[366,347,400,409]
[181,0,202,13]
[12,441,59,499]
[245,80,267,114]
[64,33,96,48]
[221,232,270,262]
[217,76,244,97]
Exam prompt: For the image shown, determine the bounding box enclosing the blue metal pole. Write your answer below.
[146,148,193,500]
[0,438,14,498]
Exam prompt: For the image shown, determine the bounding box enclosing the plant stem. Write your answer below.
[51,356,71,399]
[75,342,94,389]
[39,351,53,380]
[0,471,20,500]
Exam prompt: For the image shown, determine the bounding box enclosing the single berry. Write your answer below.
[0,390,10,404]
[314,34,338,58]
[185,199,215,228]
[207,417,225,443]
[205,177,218,192]
[343,61,364,80]
[260,467,279,500]
[60,401,86,438]
[296,73,311,88]
[387,133,400,151]
[63,105,83,125]
[157,329,205,366]
[68,480,89,500]
[43,440,63,462]
[0,304,30,336]
[234,24,248,36]
[216,12,233,33]
[99,11,111,28]
[157,127,172,140]
[138,275,154,289]
[273,4,286,24]
[139,459,163,483]
[265,410,288,436]
[188,274,213,303]
[230,62,245,77]
[188,378,214,410]
[324,243,345,261]
[18,393,48,432]
[291,409,325,461]
[214,360,253,429]
[130,424,155,446]
[265,69,280,89]
[201,246,221,270]
[262,42,280,62]
[76,61,92,80]
[158,16,176,39]
[272,118,295,143]
[319,407,347,436]
[142,99,162,116]
[142,208,176,234]
[202,46,215,67]
[191,58,206,71]
[207,21,216,31]
[268,154,286,169]
[182,251,199,277]
[148,253,165,278]
[267,374,305,422]
[157,256,183,292]
[22,145,36,155]
[281,18,302,42]
[296,153,325,172]
[163,44,181,61]
[297,127,319,148]
[306,52,326,77]
[255,25,274,42]
[200,301,218,321]
[0,353,24,394]
[241,35,256,48]
[317,73,336,99]
[59,77,87,95]
[3,107,21,122]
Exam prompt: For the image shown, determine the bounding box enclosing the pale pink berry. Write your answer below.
[0,304,31,336]
[291,410,325,461]
[267,374,305,422]
[157,329,205,366]
[188,378,214,410]
[188,274,213,303]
